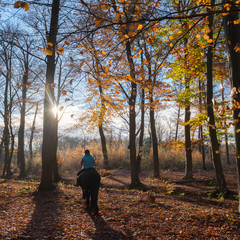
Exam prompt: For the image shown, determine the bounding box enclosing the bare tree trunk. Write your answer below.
[126,39,141,188]
[0,136,3,162]
[207,0,227,193]
[137,88,145,173]
[28,103,39,172]
[175,104,181,141]
[199,80,206,170]
[184,100,193,180]
[98,76,109,169]
[150,95,160,179]
[221,81,230,165]
[39,0,60,191]
[17,59,28,178]
[2,73,10,178]
[99,125,109,168]
[143,39,160,179]
[223,0,240,212]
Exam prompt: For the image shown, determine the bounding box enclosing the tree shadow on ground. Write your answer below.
[19,190,63,239]
[86,213,136,240]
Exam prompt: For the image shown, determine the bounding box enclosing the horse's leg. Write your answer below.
[90,186,99,214]
[81,187,87,199]
[85,190,90,211]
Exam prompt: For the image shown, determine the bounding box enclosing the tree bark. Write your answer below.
[183,39,193,180]
[17,58,29,178]
[175,104,181,141]
[223,0,240,212]
[28,102,39,172]
[199,80,206,170]
[137,88,145,173]
[39,0,60,191]
[207,0,227,193]
[184,99,193,180]
[125,39,141,188]
[150,95,160,179]
[221,81,230,165]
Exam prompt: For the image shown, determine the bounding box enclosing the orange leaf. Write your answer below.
[57,47,64,55]
[137,24,143,30]
[14,1,29,11]
[45,49,52,55]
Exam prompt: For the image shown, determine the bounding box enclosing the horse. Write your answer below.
[77,168,101,214]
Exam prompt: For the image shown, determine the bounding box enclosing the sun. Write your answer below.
[52,105,63,118]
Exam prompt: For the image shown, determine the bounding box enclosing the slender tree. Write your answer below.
[207,0,227,193]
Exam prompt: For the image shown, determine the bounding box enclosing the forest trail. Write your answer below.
[0,169,239,239]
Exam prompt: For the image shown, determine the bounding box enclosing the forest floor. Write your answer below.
[0,168,240,239]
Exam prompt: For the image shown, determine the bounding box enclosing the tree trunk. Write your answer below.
[207,1,227,193]
[28,102,39,172]
[182,34,193,180]
[99,125,109,168]
[125,39,141,188]
[184,101,193,180]
[199,79,206,170]
[150,95,160,179]
[2,70,10,178]
[175,104,181,141]
[98,81,109,169]
[39,0,60,191]
[17,62,28,178]
[0,136,3,162]
[223,0,240,212]
[221,81,230,165]
[137,88,145,173]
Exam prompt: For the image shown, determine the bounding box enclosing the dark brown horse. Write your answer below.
[77,169,101,214]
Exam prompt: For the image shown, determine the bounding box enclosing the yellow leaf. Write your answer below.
[109,60,112,65]
[101,50,107,55]
[169,35,173,41]
[215,150,220,154]
[170,43,173,47]
[47,42,53,47]
[207,38,213,43]
[236,129,240,133]
[164,39,168,42]
[204,34,209,40]
[196,34,201,39]
[124,34,129,38]
[57,47,64,55]
[137,24,143,30]
[177,30,182,35]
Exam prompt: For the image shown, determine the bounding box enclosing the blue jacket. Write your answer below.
[81,154,95,169]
